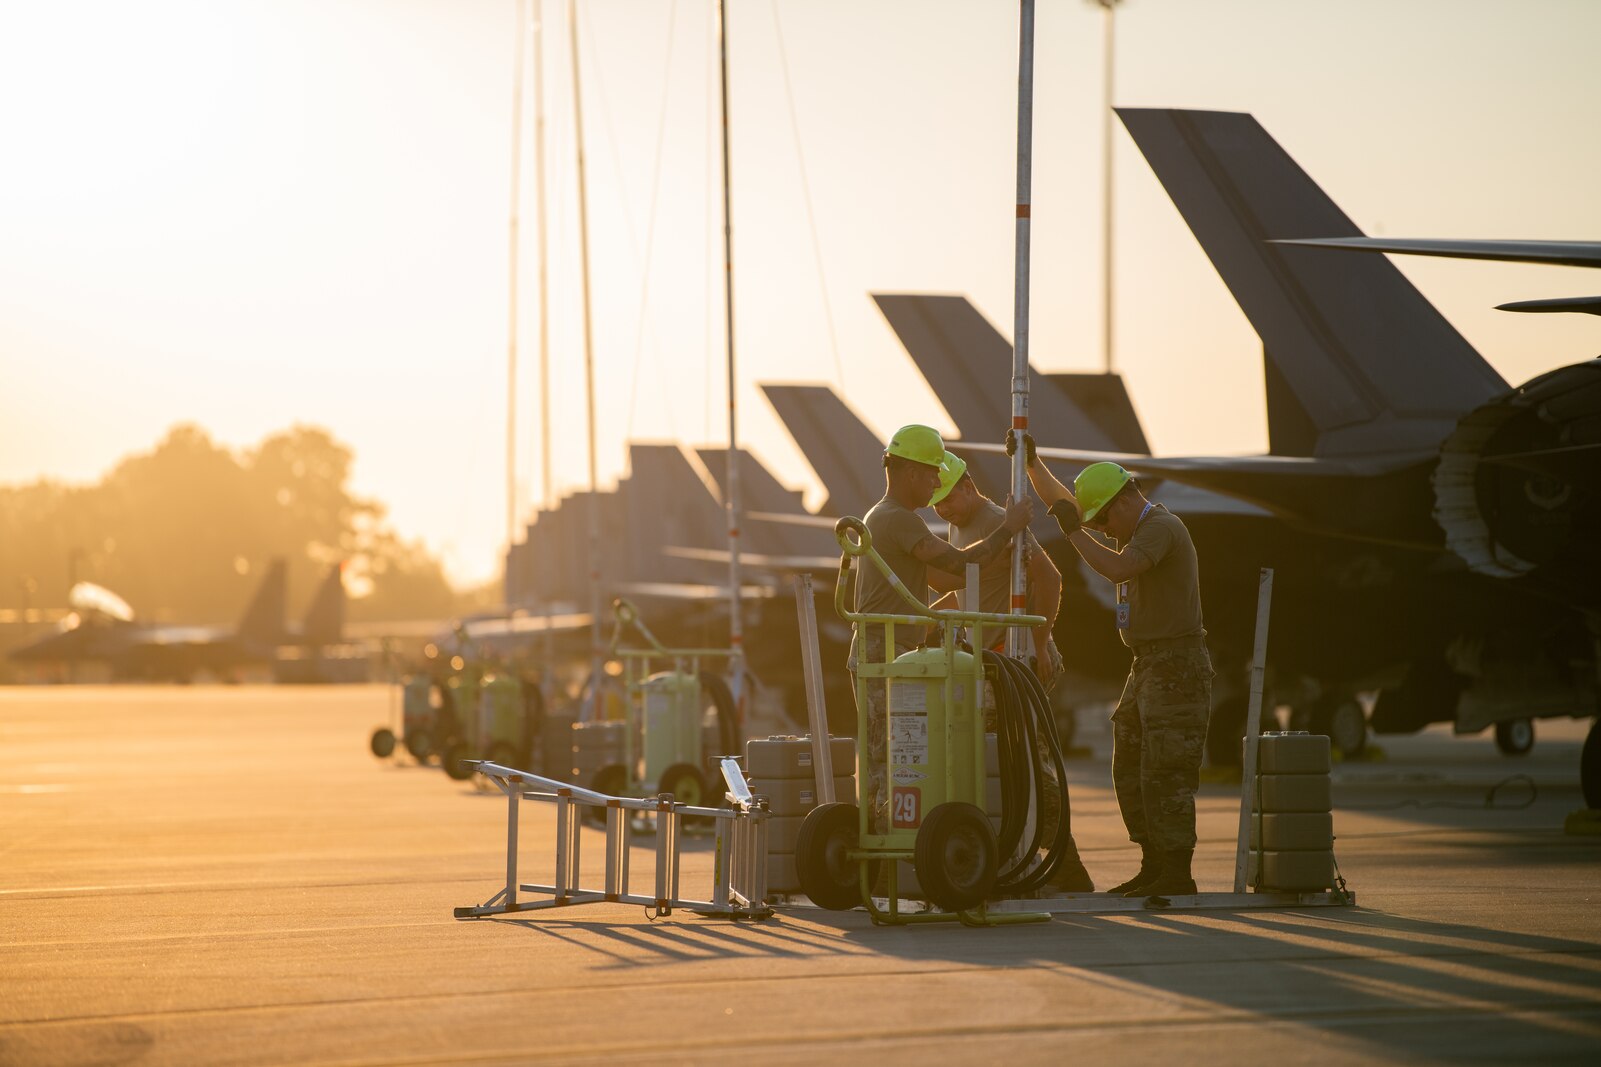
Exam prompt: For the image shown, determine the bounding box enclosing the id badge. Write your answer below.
[1116,602,1131,630]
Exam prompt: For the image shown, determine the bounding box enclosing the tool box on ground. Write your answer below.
[746,734,857,897]
[1250,731,1337,891]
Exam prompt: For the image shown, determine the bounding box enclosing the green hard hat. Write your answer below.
[884,424,945,468]
[1074,461,1132,523]
[930,450,967,506]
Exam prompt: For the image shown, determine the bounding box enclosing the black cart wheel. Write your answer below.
[1312,696,1368,758]
[913,801,998,913]
[441,742,476,781]
[584,764,628,826]
[1582,719,1601,810]
[404,728,434,762]
[795,802,864,911]
[488,741,524,772]
[657,763,705,806]
[1495,717,1535,757]
[369,728,397,759]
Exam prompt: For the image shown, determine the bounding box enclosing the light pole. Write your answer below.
[1089,0,1122,374]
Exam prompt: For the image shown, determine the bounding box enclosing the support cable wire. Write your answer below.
[768,0,846,394]
[622,0,681,441]
[577,0,675,444]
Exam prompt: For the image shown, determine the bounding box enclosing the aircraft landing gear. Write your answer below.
[1494,717,1534,757]
[1311,695,1368,758]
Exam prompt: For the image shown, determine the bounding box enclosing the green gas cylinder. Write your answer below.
[479,673,525,748]
[640,670,702,787]
[885,646,983,837]
[401,675,433,737]
[445,673,482,747]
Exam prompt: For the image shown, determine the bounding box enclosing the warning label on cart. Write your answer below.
[890,711,928,767]
[889,683,925,714]
[892,766,927,785]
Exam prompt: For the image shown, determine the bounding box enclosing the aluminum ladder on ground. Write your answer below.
[454,757,772,921]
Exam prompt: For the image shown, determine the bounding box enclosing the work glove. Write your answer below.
[1047,498,1081,537]
[1004,429,1037,468]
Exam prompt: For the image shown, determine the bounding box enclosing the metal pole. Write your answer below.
[716,0,746,729]
[1007,0,1036,660]
[506,0,526,551]
[794,575,834,803]
[567,0,604,713]
[1233,567,1275,893]
[1100,0,1117,374]
[533,0,557,692]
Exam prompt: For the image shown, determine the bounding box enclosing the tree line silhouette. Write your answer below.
[1,424,460,624]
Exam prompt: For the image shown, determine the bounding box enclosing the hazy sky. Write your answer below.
[3,0,1598,588]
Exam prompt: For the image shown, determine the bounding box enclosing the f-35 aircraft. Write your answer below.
[962,108,1598,767]
[9,558,350,682]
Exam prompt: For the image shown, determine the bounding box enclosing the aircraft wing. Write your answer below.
[663,546,841,572]
[1274,237,1601,269]
[952,439,1437,538]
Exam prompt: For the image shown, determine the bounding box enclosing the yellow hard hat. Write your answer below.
[1074,461,1132,523]
[884,424,945,469]
[930,450,967,505]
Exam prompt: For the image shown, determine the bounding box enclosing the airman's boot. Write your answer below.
[1046,835,1094,893]
[1106,845,1160,895]
[1127,848,1196,897]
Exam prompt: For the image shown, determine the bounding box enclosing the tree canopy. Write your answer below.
[0,424,460,623]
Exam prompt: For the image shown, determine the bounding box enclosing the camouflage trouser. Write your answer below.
[848,629,896,835]
[1111,645,1213,852]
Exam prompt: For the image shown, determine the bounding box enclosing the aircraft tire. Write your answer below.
[1493,718,1534,757]
[1582,719,1601,810]
[1311,696,1368,758]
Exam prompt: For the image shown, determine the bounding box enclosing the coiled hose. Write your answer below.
[985,650,1073,894]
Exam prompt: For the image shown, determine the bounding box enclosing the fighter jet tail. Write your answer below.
[298,563,346,646]
[1116,108,1509,458]
[235,558,289,644]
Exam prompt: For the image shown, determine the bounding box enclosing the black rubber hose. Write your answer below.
[985,650,1073,894]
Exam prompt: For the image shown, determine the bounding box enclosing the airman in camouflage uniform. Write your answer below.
[850,426,1032,834]
[1017,431,1212,897]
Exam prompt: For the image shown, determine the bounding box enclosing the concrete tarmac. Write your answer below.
[2,686,1598,1065]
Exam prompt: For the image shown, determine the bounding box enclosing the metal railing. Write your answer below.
[454,757,771,921]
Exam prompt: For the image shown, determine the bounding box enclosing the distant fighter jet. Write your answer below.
[10,559,349,682]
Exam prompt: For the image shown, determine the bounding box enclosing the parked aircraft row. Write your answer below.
[499,108,1597,782]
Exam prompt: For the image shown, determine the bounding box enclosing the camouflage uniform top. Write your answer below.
[1120,505,1204,648]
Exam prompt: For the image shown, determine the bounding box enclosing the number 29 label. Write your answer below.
[892,786,921,829]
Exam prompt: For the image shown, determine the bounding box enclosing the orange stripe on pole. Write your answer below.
[1012,416,1027,429]
[1016,204,1030,218]
[1011,594,1027,608]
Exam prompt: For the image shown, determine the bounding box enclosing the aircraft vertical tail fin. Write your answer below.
[299,563,346,646]
[760,384,887,517]
[235,558,289,644]
[1116,108,1507,456]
